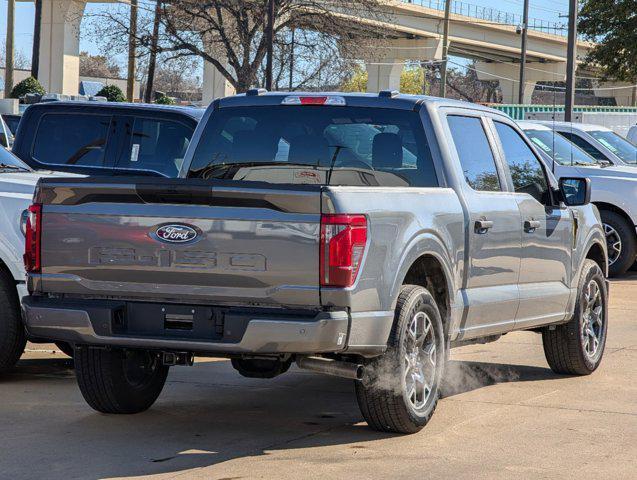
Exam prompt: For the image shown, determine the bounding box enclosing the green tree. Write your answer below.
[579,0,637,84]
[96,84,126,102]
[342,65,428,94]
[10,76,45,99]
[155,93,175,105]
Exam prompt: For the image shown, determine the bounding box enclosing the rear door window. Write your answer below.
[118,117,194,177]
[557,131,608,161]
[447,115,501,192]
[32,113,112,167]
[188,105,438,187]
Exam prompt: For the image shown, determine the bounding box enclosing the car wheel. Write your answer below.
[600,210,636,277]
[542,259,608,375]
[0,269,26,374]
[355,285,445,434]
[75,347,169,414]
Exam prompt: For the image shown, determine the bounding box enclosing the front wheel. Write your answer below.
[75,347,169,414]
[542,259,608,375]
[355,285,445,434]
[600,210,636,277]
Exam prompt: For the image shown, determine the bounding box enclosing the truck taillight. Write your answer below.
[320,214,367,288]
[23,204,42,274]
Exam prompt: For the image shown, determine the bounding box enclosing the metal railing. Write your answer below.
[401,0,568,36]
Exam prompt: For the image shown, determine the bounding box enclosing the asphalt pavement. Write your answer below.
[1,277,635,480]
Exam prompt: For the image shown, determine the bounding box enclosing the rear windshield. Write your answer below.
[187,106,438,187]
[32,113,111,168]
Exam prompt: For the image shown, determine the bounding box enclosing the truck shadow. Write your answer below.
[2,357,562,479]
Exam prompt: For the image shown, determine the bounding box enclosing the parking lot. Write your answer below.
[1,276,635,480]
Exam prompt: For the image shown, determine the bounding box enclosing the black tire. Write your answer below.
[542,259,608,375]
[75,347,169,414]
[355,285,445,434]
[0,269,26,374]
[55,342,75,358]
[600,210,636,277]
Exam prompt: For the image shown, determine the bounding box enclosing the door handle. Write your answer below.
[474,219,494,234]
[524,219,541,233]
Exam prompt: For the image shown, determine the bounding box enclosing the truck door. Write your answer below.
[491,120,572,328]
[446,114,522,339]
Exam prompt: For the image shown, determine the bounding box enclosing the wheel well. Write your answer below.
[594,202,634,228]
[586,242,607,275]
[403,255,450,330]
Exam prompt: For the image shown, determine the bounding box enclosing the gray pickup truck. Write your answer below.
[23,92,608,434]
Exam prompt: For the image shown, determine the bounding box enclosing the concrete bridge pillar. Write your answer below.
[476,61,566,104]
[365,38,443,93]
[593,82,637,107]
[37,0,87,95]
[202,61,235,105]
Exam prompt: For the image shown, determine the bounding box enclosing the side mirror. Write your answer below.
[559,177,591,206]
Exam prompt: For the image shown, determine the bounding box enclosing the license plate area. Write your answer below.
[113,303,226,341]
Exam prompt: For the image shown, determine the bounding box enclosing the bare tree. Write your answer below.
[83,0,390,93]
[0,40,31,71]
[79,51,121,78]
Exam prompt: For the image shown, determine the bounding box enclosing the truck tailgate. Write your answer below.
[34,178,323,307]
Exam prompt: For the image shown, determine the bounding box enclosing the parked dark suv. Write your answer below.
[12,102,204,177]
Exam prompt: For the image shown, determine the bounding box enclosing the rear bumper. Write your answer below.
[22,297,390,356]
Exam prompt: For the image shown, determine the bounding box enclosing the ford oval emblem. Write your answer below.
[154,224,198,244]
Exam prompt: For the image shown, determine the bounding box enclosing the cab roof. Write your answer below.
[26,101,205,120]
[216,91,509,117]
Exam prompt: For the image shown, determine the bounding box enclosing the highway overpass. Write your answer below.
[10,0,635,106]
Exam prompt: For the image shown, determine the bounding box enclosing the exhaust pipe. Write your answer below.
[296,356,364,380]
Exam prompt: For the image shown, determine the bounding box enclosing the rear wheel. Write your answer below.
[75,347,169,414]
[0,269,26,374]
[355,285,445,434]
[542,260,608,375]
[600,210,636,277]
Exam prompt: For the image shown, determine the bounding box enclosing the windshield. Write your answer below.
[187,105,438,187]
[523,129,598,166]
[0,146,31,171]
[589,130,637,164]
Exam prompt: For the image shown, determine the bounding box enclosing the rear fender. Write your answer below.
[390,233,458,331]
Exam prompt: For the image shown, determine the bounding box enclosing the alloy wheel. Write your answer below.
[604,223,622,266]
[581,279,604,360]
[403,311,437,412]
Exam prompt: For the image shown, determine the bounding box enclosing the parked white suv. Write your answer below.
[520,121,637,275]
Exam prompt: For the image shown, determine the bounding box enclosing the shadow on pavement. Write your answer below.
[441,360,562,398]
[1,357,564,479]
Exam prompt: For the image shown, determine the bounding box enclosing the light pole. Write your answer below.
[127,0,138,102]
[564,0,578,122]
[439,0,452,97]
[265,0,275,91]
[518,0,530,104]
[5,0,15,98]
[31,0,42,79]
